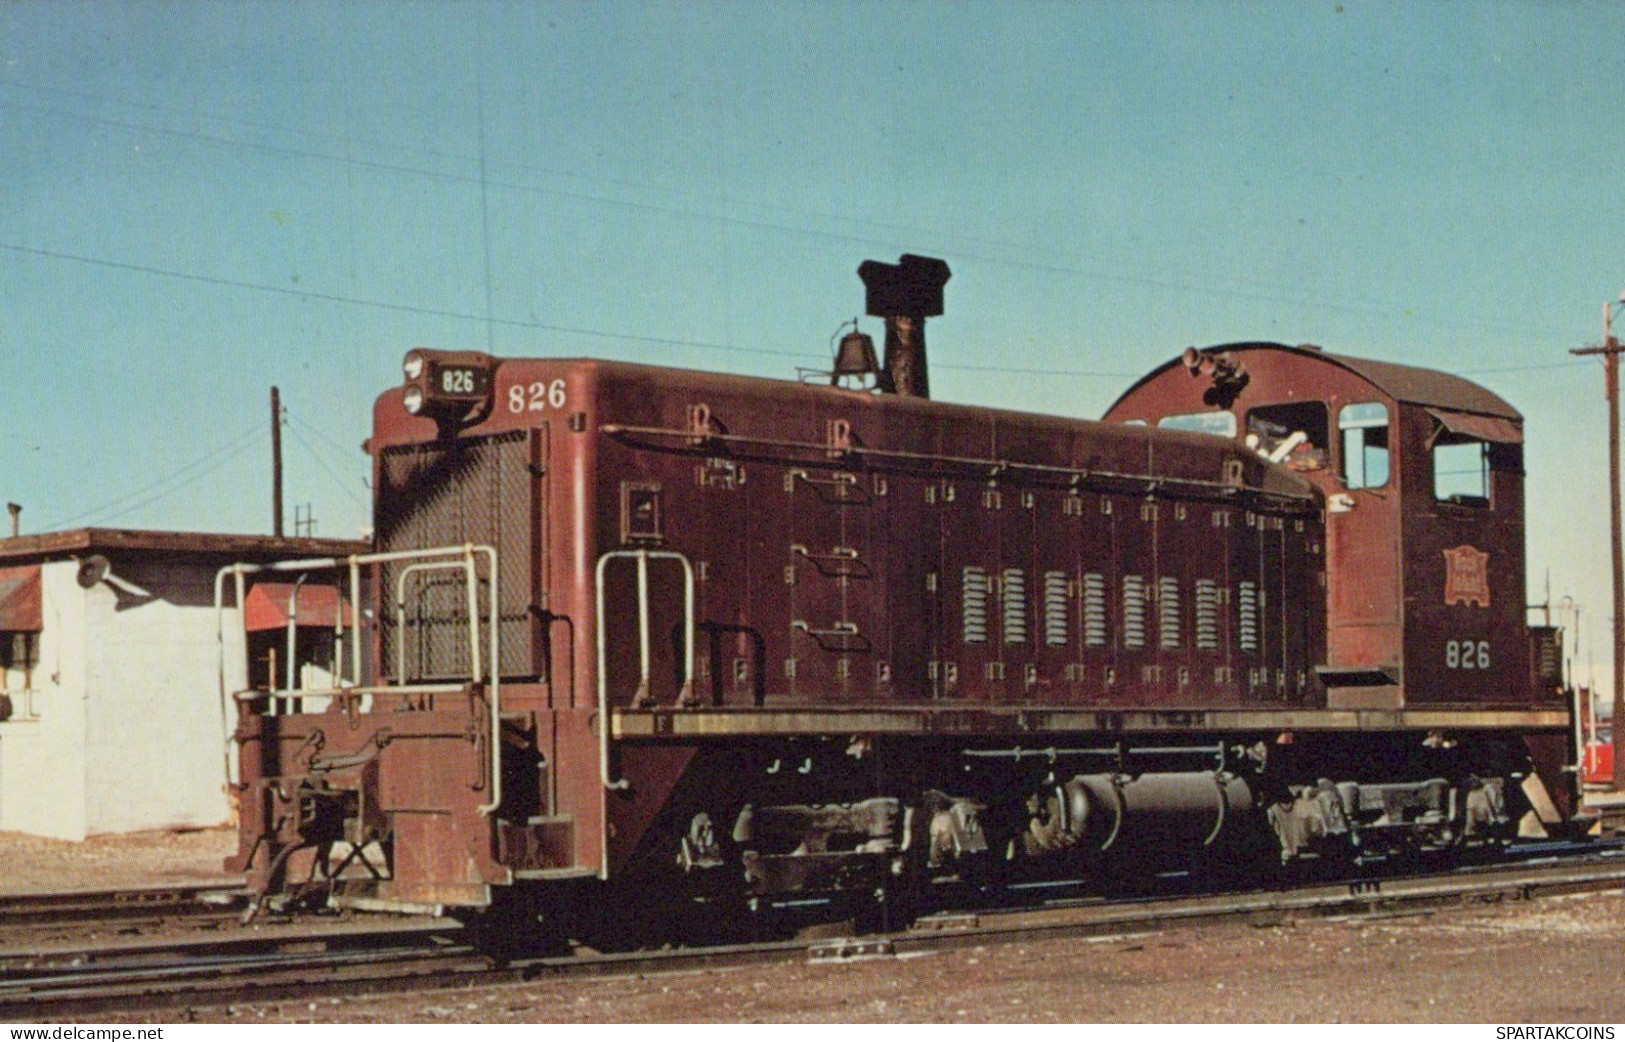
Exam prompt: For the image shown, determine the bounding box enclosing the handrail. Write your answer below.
[785,468,870,504]
[595,549,695,794]
[213,565,243,790]
[347,556,362,688]
[213,543,503,816]
[394,560,480,685]
[790,543,871,578]
[601,422,1321,509]
[284,573,308,703]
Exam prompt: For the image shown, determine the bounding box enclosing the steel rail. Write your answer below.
[0,881,247,929]
[903,850,1625,948]
[0,921,456,979]
[0,922,473,1020]
[0,948,490,1023]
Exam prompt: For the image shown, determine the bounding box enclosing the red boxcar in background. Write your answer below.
[1584,729,1613,787]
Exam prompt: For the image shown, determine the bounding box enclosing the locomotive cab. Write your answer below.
[1107,342,1574,821]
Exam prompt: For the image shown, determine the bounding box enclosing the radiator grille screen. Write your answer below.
[376,429,539,681]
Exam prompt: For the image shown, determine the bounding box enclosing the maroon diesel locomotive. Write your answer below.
[224,256,1575,927]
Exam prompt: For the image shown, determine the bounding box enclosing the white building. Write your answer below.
[0,529,366,840]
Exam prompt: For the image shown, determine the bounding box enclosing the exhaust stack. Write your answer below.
[857,254,951,399]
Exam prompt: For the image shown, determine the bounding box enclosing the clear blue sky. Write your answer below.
[4,1,1625,682]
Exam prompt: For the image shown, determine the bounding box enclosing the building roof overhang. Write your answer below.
[0,529,369,566]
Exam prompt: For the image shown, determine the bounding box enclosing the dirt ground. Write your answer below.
[0,827,238,895]
[7,829,1624,1023]
[181,892,1625,1024]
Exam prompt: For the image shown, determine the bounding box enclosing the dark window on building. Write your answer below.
[1,631,38,689]
[248,629,338,691]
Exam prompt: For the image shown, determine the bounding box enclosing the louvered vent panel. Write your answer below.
[1238,581,1259,653]
[961,567,989,645]
[1043,571,1069,647]
[1122,575,1147,649]
[1194,579,1221,650]
[1158,576,1182,650]
[1002,568,1028,645]
[1082,573,1107,647]
[376,430,536,681]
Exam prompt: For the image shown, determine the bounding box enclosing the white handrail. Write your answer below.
[284,573,307,702]
[594,548,695,794]
[213,543,504,815]
[466,545,501,816]
[394,560,482,685]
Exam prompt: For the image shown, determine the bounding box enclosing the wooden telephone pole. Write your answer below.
[271,386,284,538]
[1572,300,1625,789]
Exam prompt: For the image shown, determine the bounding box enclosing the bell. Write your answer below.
[832,329,879,385]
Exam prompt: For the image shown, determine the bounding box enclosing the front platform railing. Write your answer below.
[214,543,504,815]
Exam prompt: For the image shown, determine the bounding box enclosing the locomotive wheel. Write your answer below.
[831,886,900,936]
[461,884,587,960]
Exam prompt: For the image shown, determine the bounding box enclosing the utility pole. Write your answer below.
[271,386,284,538]
[1572,299,1625,789]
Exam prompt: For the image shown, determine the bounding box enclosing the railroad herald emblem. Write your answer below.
[1442,545,1491,607]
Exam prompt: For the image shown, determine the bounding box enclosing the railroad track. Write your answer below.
[0,920,477,1020]
[0,881,247,929]
[903,847,1625,946]
[7,851,1625,1022]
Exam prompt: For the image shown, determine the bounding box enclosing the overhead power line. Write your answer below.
[1459,359,1593,376]
[0,240,1151,382]
[0,240,815,362]
[2,90,1571,349]
[285,413,369,512]
[44,421,268,530]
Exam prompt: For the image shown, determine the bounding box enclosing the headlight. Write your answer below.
[396,349,494,427]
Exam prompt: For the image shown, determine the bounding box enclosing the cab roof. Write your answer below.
[1109,341,1521,421]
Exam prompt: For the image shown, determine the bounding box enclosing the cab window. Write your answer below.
[1158,412,1237,438]
[1245,402,1328,472]
[1338,403,1390,490]
[1434,437,1490,506]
